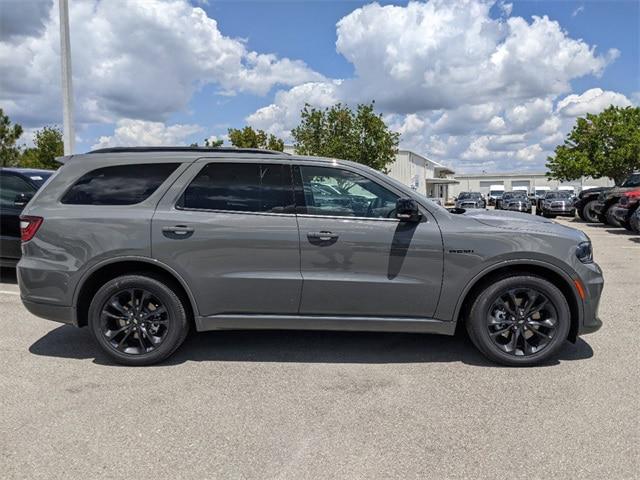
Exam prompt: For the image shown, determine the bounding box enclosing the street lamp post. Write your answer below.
[59,0,75,155]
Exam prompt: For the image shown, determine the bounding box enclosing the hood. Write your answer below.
[459,208,587,240]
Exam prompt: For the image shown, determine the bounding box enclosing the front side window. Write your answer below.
[0,175,35,207]
[298,166,399,218]
[179,163,294,214]
[61,163,179,205]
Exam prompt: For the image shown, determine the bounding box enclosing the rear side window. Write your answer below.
[0,175,35,207]
[179,163,293,213]
[61,163,179,205]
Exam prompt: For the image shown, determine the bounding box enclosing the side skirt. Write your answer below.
[195,314,456,336]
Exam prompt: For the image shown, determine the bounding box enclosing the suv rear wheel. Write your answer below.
[88,275,189,365]
[466,275,570,366]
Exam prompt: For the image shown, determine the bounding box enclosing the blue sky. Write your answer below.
[1,0,638,172]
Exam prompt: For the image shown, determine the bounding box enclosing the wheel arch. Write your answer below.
[73,257,198,328]
[454,261,582,342]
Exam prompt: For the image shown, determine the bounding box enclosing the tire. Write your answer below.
[88,275,190,366]
[605,204,621,227]
[580,200,599,223]
[465,275,571,367]
[631,211,640,233]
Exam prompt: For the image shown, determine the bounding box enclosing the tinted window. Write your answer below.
[299,166,398,218]
[622,174,640,187]
[61,164,179,205]
[0,175,35,207]
[180,163,293,213]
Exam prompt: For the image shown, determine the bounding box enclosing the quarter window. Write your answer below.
[179,163,294,214]
[298,166,399,218]
[61,163,179,205]
[0,175,35,207]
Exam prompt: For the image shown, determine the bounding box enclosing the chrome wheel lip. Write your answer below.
[487,287,558,357]
[100,288,170,356]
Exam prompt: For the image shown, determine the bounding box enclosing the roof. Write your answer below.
[0,167,55,175]
[88,146,288,155]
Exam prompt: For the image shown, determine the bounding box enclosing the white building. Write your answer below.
[451,172,614,198]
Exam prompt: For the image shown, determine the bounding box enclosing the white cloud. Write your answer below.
[91,119,203,149]
[0,0,323,127]
[556,88,632,117]
[572,5,585,17]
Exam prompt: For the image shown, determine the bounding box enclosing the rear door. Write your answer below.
[152,159,302,317]
[294,164,444,318]
[0,173,36,261]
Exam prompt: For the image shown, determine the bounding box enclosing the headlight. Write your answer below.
[576,241,593,263]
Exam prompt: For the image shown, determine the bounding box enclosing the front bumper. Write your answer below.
[543,206,575,216]
[505,203,532,213]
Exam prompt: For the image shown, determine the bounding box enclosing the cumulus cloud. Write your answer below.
[556,88,632,117]
[0,0,322,127]
[92,119,202,149]
[245,0,628,172]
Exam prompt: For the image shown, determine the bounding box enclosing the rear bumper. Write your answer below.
[21,298,77,325]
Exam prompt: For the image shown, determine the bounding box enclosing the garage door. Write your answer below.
[512,180,530,190]
[479,180,500,195]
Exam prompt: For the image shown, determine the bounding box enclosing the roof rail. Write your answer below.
[87,146,289,155]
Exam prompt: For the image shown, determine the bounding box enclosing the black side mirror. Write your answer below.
[395,198,421,222]
[14,193,33,208]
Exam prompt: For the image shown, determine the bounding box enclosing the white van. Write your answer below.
[488,184,504,205]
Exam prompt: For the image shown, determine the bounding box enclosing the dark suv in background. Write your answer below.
[594,172,640,226]
[18,147,603,367]
[0,167,54,267]
[574,186,610,223]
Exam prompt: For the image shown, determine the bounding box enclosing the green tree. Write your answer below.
[546,106,640,185]
[291,102,400,172]
[190,137,224,148]
[227,126,284,151]
[19,126,64,169]
[0,108,24,167]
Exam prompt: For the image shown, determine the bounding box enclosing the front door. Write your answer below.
[294,164,443,318]
[152,160,302,317]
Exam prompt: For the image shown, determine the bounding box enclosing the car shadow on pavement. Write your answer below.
[29,325,594,368]
[0,267,17,284]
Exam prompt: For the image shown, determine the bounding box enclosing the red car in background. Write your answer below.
[611,188,640,232]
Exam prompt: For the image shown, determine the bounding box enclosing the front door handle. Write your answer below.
[307,231,339,242]
[162,225,194,238]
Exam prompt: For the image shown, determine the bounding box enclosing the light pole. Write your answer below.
[59,0,75,154]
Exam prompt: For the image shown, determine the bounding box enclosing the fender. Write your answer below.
[446,257,583,326]
[71,255,200,316]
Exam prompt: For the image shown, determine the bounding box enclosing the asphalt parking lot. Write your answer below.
[1,216,638,479]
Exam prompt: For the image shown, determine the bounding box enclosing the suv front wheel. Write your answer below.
[88,275,189,366]
[466,275,570,366]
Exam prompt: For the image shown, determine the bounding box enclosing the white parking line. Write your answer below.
[0,290,19,295]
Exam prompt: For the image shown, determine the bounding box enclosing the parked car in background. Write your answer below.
[611,189,640,231]
[0,167,54,267]
[498,191,531,213]
[18,146,603,367]
[488,184,504,206]
[536,190,576,218]
[630,206,640,233]
[574,186,611,223]
[594,172,640,226]
[455,192,486,209]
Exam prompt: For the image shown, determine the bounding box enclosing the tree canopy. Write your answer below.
[546,106,640,185]
[227,126,284,151]
[0,108,24,167]
[291,102,400,172]
[20,126,64,169]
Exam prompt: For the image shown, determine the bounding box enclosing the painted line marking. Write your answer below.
[0,290,19,295]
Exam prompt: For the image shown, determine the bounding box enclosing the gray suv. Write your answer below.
[18,147,603,366]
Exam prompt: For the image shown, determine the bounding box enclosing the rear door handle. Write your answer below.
[307,231,339,242]
[162,225,194,238]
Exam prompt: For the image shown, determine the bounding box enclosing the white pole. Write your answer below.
[59,0,75,154]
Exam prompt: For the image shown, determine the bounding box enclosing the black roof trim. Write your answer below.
[87,146,289,156]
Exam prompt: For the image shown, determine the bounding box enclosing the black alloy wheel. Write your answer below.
[100,288,169,355]
[486,288,557,356]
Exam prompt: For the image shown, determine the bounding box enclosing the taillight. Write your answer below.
[20,216,43,242]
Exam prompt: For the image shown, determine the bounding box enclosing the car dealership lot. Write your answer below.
[0,218,638,479]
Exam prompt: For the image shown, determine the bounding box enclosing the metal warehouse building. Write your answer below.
[451,172,614,198]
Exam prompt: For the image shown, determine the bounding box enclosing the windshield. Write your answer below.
[545,191,572,199]
[535,189,548,195]
[490,190,503,197]
[458,192,481,200]
[503,192,527,200]
[622,173,640,187]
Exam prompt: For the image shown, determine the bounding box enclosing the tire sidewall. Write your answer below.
[88,275,188,365]
[582,200,598,223]
[467,276,571,366]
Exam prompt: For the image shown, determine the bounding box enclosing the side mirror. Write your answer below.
[395,198,421,222]
[14,193,33,208]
